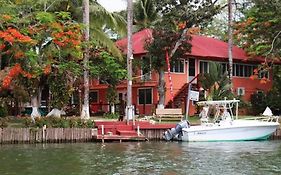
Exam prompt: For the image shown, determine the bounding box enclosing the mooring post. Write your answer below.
[101,125,104,143]
[137,125,140,136]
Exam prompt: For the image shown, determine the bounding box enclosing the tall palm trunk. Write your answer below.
[126,0,134,123]
[228,0,233,90]
[81,0,90,119]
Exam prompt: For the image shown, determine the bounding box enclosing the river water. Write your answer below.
[0,141,281,175]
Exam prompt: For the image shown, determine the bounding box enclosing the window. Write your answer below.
[170,59,184,73]
[189,58,195,76]
[259,68,269,79]
[138,88,152,104]
[200,61,208,73]
[237,87,245,96]
[141,57,151,81]
[199,61,227,75]
[89,91,98,103]
[232,64,269,78]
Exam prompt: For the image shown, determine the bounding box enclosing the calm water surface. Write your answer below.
[0,141,281,175]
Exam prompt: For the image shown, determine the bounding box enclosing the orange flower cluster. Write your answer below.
[1,14,12,21]
[14,51,25,59]
[0,44,5,51]
[260,77,268,84]
[43,64,51,75]
[249,68,270,84]
[0,27,33,44]
[177,21,186,30]
[52,30,81,48]
[2,76,12,88]
[1,64,33,88]
[8,64,22,77]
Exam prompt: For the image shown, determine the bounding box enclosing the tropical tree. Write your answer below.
[147,0,220,108]
[199,62,233,100]
[133,0,158,31]
[234,0,281,61]
[91,52,127,113]
[0,11,84,120]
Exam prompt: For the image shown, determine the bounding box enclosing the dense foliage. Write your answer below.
[235,0,281,60]
[199,62,233,100]
[145,0,220,106]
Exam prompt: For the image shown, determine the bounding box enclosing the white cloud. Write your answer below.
[97,0,127,12]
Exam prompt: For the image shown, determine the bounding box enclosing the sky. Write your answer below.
[98,0,127,12]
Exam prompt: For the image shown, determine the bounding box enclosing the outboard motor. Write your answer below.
[163,120,190,141]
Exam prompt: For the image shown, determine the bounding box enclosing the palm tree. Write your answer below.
[199,62,233,101]
[134,0,157,31]
[126,0,134,123]
[228,0,233,89]
[81,0,90,119]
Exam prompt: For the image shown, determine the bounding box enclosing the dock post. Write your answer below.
[101,125,104,143]
[137,125,140,136]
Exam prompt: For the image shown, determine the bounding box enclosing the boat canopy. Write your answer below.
[196,99,240,106]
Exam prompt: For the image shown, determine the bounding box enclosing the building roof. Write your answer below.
[116,28,263,62]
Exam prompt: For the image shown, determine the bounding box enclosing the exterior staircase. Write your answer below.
[166,74,200,109]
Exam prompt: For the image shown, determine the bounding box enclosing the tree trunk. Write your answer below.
[81,0,90,119]
[157,68,166,109]
[126,0,134,123]
[157,28,190,109]
[46,108,66,118]
[228,0,233,90]
[31,95,41,122]
[110,104,115,114]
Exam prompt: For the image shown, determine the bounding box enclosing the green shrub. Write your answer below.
[0,118,8,128]
[0,106,8,118]
[103,113,119,119]
[31,117,94,128]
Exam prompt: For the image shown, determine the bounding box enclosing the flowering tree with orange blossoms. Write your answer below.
[233,0,281,114]
[0,12,84,120]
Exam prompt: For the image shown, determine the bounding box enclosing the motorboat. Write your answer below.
[163,99,280,142]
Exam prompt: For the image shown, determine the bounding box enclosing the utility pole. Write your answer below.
[126,0,134,125]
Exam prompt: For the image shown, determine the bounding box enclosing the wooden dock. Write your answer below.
[94,121,175,142]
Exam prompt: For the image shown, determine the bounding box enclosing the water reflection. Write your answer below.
[0,141,281,175]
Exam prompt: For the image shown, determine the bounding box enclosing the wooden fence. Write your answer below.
[0,128,95,144]
[0,127,280,144]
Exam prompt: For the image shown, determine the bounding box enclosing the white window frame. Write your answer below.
[170,59,185,74]
[237,87,245,96]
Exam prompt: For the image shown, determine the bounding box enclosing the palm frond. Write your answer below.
[90,27,123,59]
[90,2,126,36]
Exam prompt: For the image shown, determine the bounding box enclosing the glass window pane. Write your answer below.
[138,89,152,104]
[189,58,195,76]
[139,89,145,104]
[89,91,98,103]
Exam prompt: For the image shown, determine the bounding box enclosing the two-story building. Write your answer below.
[89,29,272,116]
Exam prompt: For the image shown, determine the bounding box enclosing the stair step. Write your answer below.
[117,130,138,136]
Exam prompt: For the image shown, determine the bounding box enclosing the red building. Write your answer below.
[89,29,272,116]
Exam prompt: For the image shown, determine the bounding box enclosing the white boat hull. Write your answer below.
[180,120,279,142]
